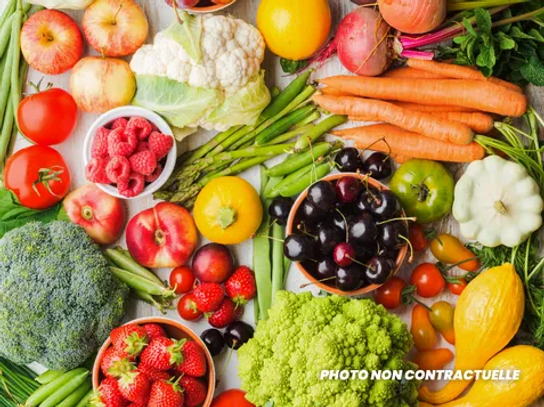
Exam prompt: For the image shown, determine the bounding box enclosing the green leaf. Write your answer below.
[510,25,537,40]
[520,53,544,86]
[529,28,544,42]
[280,58,308,74]
[477,43,496,69]
[264,402,274,407]
[162,12,202,63]
[474,8,492,34]
[462,17,477,36]
[496,32,517,50]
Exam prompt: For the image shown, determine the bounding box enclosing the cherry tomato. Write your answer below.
[374,277,407,309]
[448,279,468,295]
[410,304,437,351]
[211,389,255,407]
[408,223,428,252]
[18,86,78,145]
[177,293,203,321]
[429,301,455,345]
[4,145,71,209]
[169,266,196,294]
[430,233,479,272]
[410,263,446,298]
[413,348,454,371]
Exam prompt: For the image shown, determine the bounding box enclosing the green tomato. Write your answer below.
[390,159,454,224]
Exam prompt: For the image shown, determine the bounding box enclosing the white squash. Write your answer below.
[453,155,543,248]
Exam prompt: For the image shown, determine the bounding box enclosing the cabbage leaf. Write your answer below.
[162,12,202,63]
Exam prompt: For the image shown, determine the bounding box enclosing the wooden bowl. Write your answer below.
[92,317,215,406]
[286,173,408,296]
[186,0,237,13]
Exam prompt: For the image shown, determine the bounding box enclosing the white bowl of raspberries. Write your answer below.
[84,106,177,199]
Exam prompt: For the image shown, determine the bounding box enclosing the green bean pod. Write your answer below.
[266,142,334,177]
[25,368,88,407]
[260,71,311,119]
[9,10,21,114]
[35,370,64,385]
[0,13,15,60]
[105,248,163,285]
[55,379,92,407]
[266,165,313,199]
[39,371,90,407]
[277,162,334,198]
[110,267,175,298]
[293,115,347,151]
[74,389,93,407]
[255,105,316,145]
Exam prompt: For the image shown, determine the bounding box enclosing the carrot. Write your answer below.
[406,59,523,94]
[321,87,351,97]
[313,94,474,145]
[332,124,485,162]
[414,348,454,371]
[382,67,449,80]
[319,76,527,117]
[391,101,478,113]
[391,154,412,164]
[349,111,494,134]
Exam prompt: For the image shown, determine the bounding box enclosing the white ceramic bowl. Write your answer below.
[83,106,177,200]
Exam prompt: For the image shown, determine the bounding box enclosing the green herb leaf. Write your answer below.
[162,12,202,63]
[496,32,516,50]
[475,7,492,33]
[520,53,544,85]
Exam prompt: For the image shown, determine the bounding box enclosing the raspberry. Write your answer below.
[106,156,131,183]
[129,150,157,176]
[126,116,152,141]
[108,128,137,157]
[118,172,145,198]
[92,127,110,159]
[111,117,128,130]
[145,163,163,183]
[135,141,149,153]
[86,158,110,184]
[149,132,174,160]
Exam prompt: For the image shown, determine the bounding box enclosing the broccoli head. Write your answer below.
[0,221,129,370]
[238,291,419,407]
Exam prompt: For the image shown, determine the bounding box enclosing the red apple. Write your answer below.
[83,0,149,57]
[126,202,198,268]
[70,56,136,113]
[192,243,234,283]
[63,184,126,245]
[20,10,83,75]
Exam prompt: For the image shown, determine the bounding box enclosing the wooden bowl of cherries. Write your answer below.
[168,0,236,13]
[277,148,410,296]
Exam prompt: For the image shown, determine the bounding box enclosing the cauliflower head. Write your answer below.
[131,13,270,131]
[238,291,419,407]
[0,221,129,370]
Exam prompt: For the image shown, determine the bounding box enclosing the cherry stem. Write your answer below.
[300,276,336,289]
[335,208,349,242]
[376,217,417,225]
[346,255,371,269]
[296,224,317,239]
[398,235,414,263]
[250,219,277,239]
[217,340,236,385]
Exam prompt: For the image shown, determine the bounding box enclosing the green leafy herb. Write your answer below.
[280,58,309,74]
[0,188,62,238]
[439,4,544,86]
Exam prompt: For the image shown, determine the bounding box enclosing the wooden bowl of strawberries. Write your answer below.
[92,317,216,407]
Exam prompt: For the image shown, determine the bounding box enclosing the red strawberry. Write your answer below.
[118,370,151,405]
[101,346,135,379]
[127,403,146,407]
[225,266,257,306]
[148,379,184,407]
[179,376,207,407]
[90,378,128,407]
[207,298,236,329]
[193,283,224,312]
[173,340,207,378]
[110,324,149,357]
[140,337,184,371]
[138,363,172,383]
[143,324,166,340]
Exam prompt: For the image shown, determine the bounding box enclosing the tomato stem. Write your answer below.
[32,166,65,197]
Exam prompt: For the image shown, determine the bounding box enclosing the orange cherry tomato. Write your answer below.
[410,304,437,351]
[448,279,468,295]
[211,389,255,407]
[410,263,446,298]
[408,223,428,252]
[4,145,71,209]
[374,277,407,309]
[169,266,196,294]
[413,348,454,371]
[429,301,455,345]
[430,233,479,272]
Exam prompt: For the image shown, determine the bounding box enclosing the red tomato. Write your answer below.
[211,389,255,407]
[170,266,196,294]
[18,87,78,145]
[374,277,407,309]
[410,263,446,298]
[4,145,71,209]
[408,223,428,252]
[177,293,203,321]
[448,279,468,295]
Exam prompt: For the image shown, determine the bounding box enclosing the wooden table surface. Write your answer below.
[2,0,543,404]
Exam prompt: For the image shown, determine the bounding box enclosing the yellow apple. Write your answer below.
[69,56,136,114]
[82,0,148,57]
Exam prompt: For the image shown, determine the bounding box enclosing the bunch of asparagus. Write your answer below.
[155,72,346,209]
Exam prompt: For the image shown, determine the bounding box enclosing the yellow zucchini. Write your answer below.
[419,263,524,404]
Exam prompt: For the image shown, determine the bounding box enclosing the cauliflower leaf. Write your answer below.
[162,12,202,63]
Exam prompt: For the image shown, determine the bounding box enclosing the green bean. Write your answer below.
[278,162,334,198]
[0,13,17,122]
[271,223,284,305]
[133,290,171,314]
[266,142,335,177]
[35,370,63,385]
[263,176,284,198]
[110,267,175,298]
[55,379,92,407]
[266,164,314,199]
[266,124,312,146]
[10,11,21,114]
[294,115,347,151]
[193,143,295,168]
[293,110,320,128]
[39,371,89,407]
[0,0,15,28]
[105,248,164,285]
[0,102,14,170]
[25,369,88,407]
[260,71,311,120]
[283,257,291,288]
[0,13,15,60]
[74,389,93,407]
[255,105,316,145]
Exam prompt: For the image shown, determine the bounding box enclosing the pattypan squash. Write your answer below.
[453,155,543,248]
